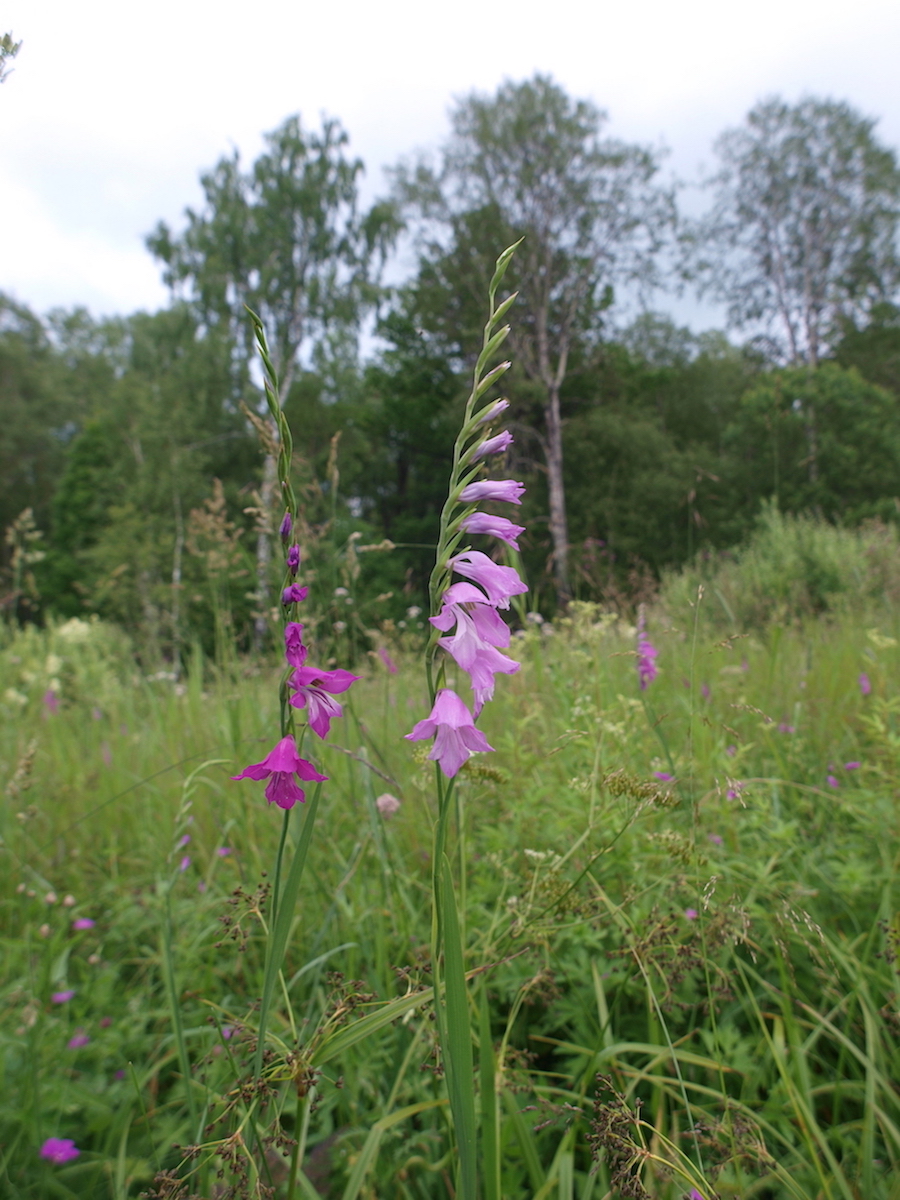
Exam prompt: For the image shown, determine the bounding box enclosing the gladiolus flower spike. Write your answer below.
[232,736,327,810]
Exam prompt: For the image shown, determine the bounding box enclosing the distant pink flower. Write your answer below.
[217,846,231,857]
[232,735,328,810]
[43,690,59,714]
[376,793,401,817]
[472,430,514,459]
[197,880,207,893]
[460,511,525,549]
[689,1189,706,1200]
[859,672,872,696]
[51,990,75,1004]
[178,834,191,848]
[708,833,724,845]
[91,707,103,720]
[284,622,307,668]
[101,741,112,766]
[282,583,309,605]
[67,1031,90,1049]
[40,1137,79,1164]
[477,398,509,425]
[179,855,191,871]
[458,479,524,506]
[844,761,861,770]
[637,634,657,690]
[72,918,95,931]
[279,512,293,541]
[114,1068,126,1080]
[700,683,710,700]
[725,745,737,757]
[99,1016,112,1028]
[378,647,398,674]
[726,782,744,799]
[778,723,795,734]
[289,665,360,738]
[826,774,839,788]
[449,551,527,609]
[684,908,699,921]
[653,771,673,782]
[406,688,493,778]
[287,543,300,573]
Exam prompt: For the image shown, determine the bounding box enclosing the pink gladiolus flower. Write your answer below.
[67,1031,90,1049]
[637,633,658,690]
[289,665,360,739]
[40,1137,80,1164]
[709,833,724,845]
[449,551,527,609]
[689,1190,706,1200]
[701,682,710,700]
[653,771,673,782]
[284,622,307,668]
[378,647,398,674]
[217,846,231,857]
[178,834,191,848]
[826,774,839,788]
[72,918,95,931]
[473,430,514,459]
[287,543,300,573]
[460,511,525,549]
[43,690,59,714]
[844,761,861,770]
[51,990,75,1004]
[406,688,493,778]
[459,478,524,505]
[684,908,699,921]
[232,735,328,810]
[778,723,795,733]
[477,398,509,424]
[179,855,191,871]
[279,512,293,541]
[282,583,309,605]
[859,672,872,695]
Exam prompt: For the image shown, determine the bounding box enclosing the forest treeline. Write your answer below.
[4,76,900,657]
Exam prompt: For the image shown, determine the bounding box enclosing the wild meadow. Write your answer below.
[4,532,900,1198]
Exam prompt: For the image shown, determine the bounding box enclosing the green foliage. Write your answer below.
[665,504,900,627]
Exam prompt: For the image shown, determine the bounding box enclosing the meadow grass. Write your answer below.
[2,598,900,1198]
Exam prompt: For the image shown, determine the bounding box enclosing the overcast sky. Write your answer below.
[2,0,899,331]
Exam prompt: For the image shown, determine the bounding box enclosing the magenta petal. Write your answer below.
[264,772,306,809]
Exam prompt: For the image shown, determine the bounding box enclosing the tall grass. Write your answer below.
[2,591,900,1196]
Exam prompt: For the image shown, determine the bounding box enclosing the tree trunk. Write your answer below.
[544,384,571,608]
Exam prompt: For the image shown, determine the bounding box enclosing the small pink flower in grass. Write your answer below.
[689,1189,706,1200]
[726,782,744,799]
[449,551,528,609]
[844,761,861,770]
[406,688,493,779]
[472,429,514,459]
[178,834,191,848]
[653,771,673,782]
[41,1137,80,1164]
[859,672,872,696]
[709,833,724,845]
[51,990,75,1004]
[459,478,524,506]
[778,723,795,734]
[378,646,398,674]
[101,741,112,766]
[684,908,699,921]
[232,735,328,810]
[284,622,307,668]
[826,774,839,788]
[289,665,360,738]
[197,880,207,893]
[725,745,737,757]
[637,634,657,690]
[287,543,300,573]
[282,583,309,605]
[179,855,191,871]
[217,846,231,857]
[701,683,710,700]
[72,918,95,931]
[114,1068,125,1080]
[376,793,401,817]
[99,1016,112,1028]
[460,511,525,550]
[43,689,59,715]
[67,1030,90,1049]
[91,706,103,720]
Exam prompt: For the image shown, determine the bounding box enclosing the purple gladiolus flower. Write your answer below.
[72,918,95,931]
[284,622,307,668]
[178,834,191,848]
[637,633,658,690]
[689,1190,706,1200]
[653,771,673,782]
[778,723,795,734]
[406,688,493,778]
[473,430,514,459]
[40,1137,80,1164]
[289,665,360,739]
[282,583,309,605]
[477,398,509,424]
[287,543,300,573]
[51,990,75,1004]
[859,672,872,695]
[844,761,861,770]
[449,551,528,609]
[43,690,59,714]
[232,735,328,810]
[179,855,191,871]
[826,774,839,788]
[684,908,699,920]
[459,511,525,549]
[67,1031,90,1049]
[458,478,524,505]
[217,846,231,857]
[279,512,293,541]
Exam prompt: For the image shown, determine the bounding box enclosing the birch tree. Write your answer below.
[396,75,673,605]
